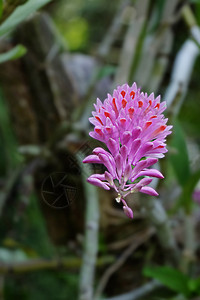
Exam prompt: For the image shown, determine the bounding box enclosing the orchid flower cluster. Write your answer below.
[83,83,172,218]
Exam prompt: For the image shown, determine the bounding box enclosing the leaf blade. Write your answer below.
[0,44,27,63]
[0,0,52,37]
[143,265,190,297]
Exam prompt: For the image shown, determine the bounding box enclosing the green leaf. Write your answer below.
[143,265,190,297]
[0,44,26,63]
[0,0,52,37]
[169,120,190,186]
[188,278,200,295]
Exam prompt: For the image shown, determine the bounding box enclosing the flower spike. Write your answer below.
[83,82,172,218]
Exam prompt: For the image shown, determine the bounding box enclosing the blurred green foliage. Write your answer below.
[0,0,200,299]
[56,17,89,51]
[5,271,78,300]
[0,0,53,64]
[1,192,78,299]
[0,91,21,175]
[144,265,200,298]
[52,0,120,52]
[0,1,80,298]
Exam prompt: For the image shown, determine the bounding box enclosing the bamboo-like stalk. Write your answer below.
[164,38,200,116]
[164,6,200,116]
[133,0,180,91]
[113,0,150,87]
[97,0,130,60]
[146,28,173,93]
[78,154,100,300]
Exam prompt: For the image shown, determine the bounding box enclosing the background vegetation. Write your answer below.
[0,0,200,299]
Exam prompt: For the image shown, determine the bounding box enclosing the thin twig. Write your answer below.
[94,227,155,300]
[146,28,173,93]
[103,280,162,300]
[107,228,150,251]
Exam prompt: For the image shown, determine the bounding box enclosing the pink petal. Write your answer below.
[122,131,131,145]
[87,177,110,190]
[93,147,110,157]
[134,142,153,163]
[120,145,128,170]
[128,138,141,163]
[83,155,101,164]
[89,174,105,180]
[116,153,123,178]
[131,159,147,177]
[107,138,119,158]
[124,165,132,182]
[98,153,116,177]
[135,178,152,189]
[123,205,133,219]
[138,169,164,179]
[105,171,114,185]
[145,158,158,167]
[132,169,164,181]
[132,126,142,140]
[140,186,159,196]
[89,131,104,142]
